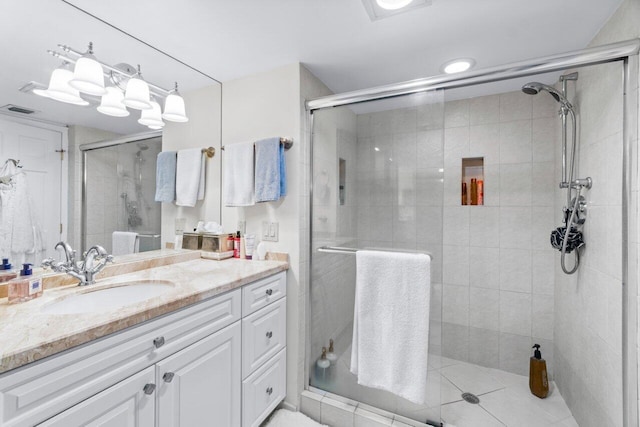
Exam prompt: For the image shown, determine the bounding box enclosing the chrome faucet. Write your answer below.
[42,242,114,286]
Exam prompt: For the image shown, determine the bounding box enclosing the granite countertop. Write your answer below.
[0,255,288,374]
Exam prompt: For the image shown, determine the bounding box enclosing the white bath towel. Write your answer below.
[112,231,139,256]
[175,148,205,207]
[351,250,431,404]
[224,142,255,206]
[254,137,281,202]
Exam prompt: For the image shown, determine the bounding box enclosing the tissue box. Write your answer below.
[182,232,203,250]
[202,233,234,253]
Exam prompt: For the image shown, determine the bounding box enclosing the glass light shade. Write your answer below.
[97,87,130,117]
[376,0,413,10]
[43,67,89,106]
[123,77,152,110]
[147,124,164,130]
[138,101,164,128]
[162,93,188,122]
[69,56,107,96]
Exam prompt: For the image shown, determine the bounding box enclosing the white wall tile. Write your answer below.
[469,246,500,289]
[469,207,499,247]
[443,284,470,326]
[470,287,500,330]
[443,244,470,286]
[321,398,356,427]
[499,120,532,164]
[469,124,500,164]
[499,248,532,293]
[416,130,444,169]
[443,206,469,245]
[499,333,532,376]
[532,162,555,206]
[499,207,532,249]
[499,163,532,206]
[500,91,533,122]
[469,94,500,125]
[500,291,532,336]
[532,294,554,340]
[445,99,470,128]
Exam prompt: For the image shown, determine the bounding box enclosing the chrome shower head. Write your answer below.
[522,82,572,109]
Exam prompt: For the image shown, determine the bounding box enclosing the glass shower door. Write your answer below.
[309,90,444,425]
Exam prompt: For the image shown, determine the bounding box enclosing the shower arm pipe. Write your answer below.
[306,39,640,111]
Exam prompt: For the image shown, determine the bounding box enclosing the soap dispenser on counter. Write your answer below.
[8,263,42,304]
[529,344,549,398]
[0,258,17,282]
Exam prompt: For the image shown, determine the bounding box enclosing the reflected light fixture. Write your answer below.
[97,86,130,117]
[68,43,107,96]
[32,42,189,128]
[376,0,414,9]
[162,82,188,122]
[123,65,152,110]
[35,62,89,106]
[138,99,165,128]
[442,58,476,74]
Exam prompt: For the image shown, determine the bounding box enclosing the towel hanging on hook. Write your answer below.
[0,159,22,184]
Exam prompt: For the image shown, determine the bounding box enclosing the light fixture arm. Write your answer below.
[49,44,173,98]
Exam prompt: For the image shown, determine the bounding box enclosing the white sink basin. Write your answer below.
[41,280,175,315]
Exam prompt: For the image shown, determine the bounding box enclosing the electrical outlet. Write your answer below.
[262,221,279,242]
[237,220,246,235]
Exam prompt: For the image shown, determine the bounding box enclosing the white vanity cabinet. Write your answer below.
[0,270,287,427]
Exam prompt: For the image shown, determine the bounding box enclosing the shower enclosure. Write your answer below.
[306,40,638,427]
[81,133,162,253]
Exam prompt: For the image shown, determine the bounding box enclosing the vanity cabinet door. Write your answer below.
[156,321,241,427]
[37,366,155,427]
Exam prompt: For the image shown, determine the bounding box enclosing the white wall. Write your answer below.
[161,84,222,246]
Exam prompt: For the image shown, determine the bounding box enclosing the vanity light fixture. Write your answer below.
[442,58,476,74]
[123,65,152,110]
[376,0,414,10]
[33,42,189,129]
[35,62,89,106]
[138,99,165,128]
[162,82,189,122]
[68,43,107,96]
[97,87,130,117]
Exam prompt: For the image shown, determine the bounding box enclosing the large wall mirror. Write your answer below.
[0,0,221,265]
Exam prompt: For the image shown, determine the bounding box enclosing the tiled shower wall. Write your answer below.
[356,90,559,376]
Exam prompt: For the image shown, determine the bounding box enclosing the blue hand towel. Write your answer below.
[255,137,282,202]
[279,143,286,197]
[154,151,177,203]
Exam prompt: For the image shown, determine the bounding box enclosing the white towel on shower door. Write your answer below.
[351,250,431,404]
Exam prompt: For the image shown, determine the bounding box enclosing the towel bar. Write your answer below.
[317,246,432,259]
[221,137,293,151]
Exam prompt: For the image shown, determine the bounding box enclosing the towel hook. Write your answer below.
[201,147,215,158]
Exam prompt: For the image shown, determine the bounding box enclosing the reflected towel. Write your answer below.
[279,142,286,197]
[224,142,255,206]
[351,250,431,404]
[255,137,281,202]
[175,149,205,207]
[154,151,176,203]
[112,231,139,256]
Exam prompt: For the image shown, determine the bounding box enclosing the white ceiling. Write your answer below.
[0,0,623,132]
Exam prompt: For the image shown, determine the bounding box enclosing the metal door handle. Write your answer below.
[266,386,273,395]
[265,289,273,296]
[143,383,156,395]
[153,336,165,348]
[266,331,273,339]
[163,372,175,383]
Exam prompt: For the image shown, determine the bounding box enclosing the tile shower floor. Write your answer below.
[429,356,578,427]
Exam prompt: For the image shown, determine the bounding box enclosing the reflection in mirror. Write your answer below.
[0,0,221,267]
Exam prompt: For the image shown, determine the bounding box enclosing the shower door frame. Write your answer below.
[306,38,640,427]
[79,130,162,254]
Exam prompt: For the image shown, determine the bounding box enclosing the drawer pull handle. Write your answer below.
[163,372,175,383]
[143,383,156,395]
[266,387,273,395]
[153,336,165,348]
[265,289,273,296]
[266,331,273,339]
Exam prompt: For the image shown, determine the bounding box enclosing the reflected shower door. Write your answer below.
[309,90,444,425]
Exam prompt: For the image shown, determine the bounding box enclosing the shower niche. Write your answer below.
[461,157,484,205]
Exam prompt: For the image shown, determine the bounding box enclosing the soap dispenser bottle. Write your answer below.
[315,347,331,384]
[326,339,338,365]
[0,258,17,282]
[8,263,43,304]
[529,344,549,398]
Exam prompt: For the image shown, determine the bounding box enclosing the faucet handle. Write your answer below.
[105,254,114,264]
[41,258,55,269]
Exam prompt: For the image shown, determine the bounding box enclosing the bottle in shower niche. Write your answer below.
[529,344,549,398]
[470,178,478,205]
[8,263,42,304]
[461,182,468,205]
[477,180,484,205]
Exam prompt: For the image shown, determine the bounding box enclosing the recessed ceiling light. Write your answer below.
[442,58,476,74]
[376,0,414,10]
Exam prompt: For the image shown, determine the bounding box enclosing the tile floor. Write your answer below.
[304,354,580,427]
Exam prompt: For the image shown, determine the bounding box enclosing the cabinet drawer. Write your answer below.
[0,289,240,427]
[242,271,286,316]
[241,297,287,378]
[242,349,286,427]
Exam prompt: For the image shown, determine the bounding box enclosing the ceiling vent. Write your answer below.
[361,0,432,21]
[0,104,38,115]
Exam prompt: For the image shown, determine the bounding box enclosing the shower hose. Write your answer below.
[560,186,583,275]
